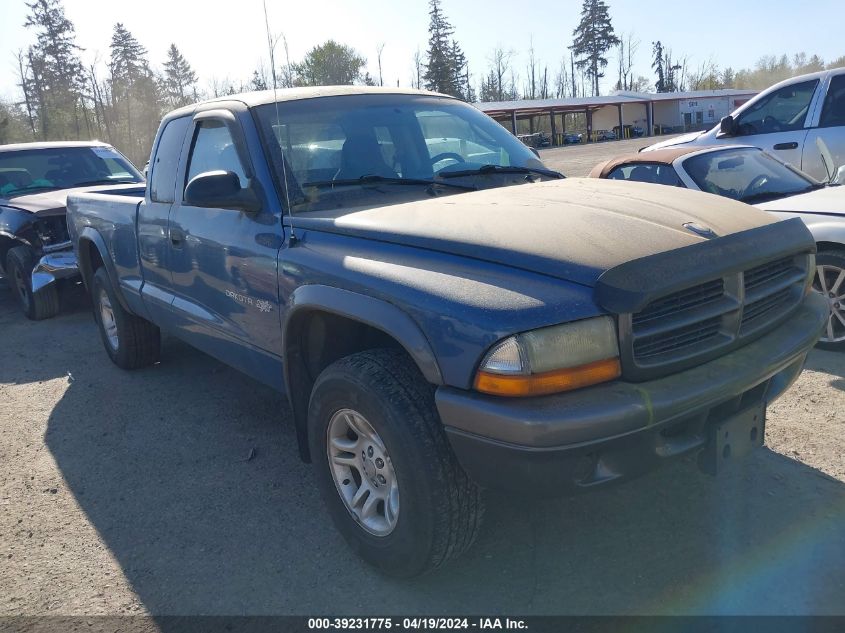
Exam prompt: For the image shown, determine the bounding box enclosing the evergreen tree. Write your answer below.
[109,23,160,164]
[570,0,619,96]
[23,0,86,139]
[162,44,198,108]
[250,70,268,91]
[423,0,459,97]
[652,41,666,92]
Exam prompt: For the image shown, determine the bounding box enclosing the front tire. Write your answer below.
[308,349,484,577]
[813,249,845,351]
[6,245,59,321]
[91,267,161,369]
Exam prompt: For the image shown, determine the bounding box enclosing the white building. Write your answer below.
[475,89,757,144]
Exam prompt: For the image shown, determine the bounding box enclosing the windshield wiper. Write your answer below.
[2,185,62,196]
[302,175,477,191]
[71,178,141,187]
[437,164,564,179]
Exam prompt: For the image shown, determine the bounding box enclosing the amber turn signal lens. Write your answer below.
[474,358,622,397]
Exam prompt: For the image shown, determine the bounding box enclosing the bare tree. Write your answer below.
[411,48,423,89]
[14,50,36,137]
[376,43,385,87]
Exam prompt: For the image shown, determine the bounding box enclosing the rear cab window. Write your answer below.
[150,116,191,203]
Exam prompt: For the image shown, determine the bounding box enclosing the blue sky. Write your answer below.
[0,0,841,101]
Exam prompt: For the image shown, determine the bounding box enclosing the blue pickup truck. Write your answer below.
[67,87,829,576]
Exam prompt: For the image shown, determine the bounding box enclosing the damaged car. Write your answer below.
[0,141,144,319]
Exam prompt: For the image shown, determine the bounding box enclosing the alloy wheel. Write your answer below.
[327,408,400,536]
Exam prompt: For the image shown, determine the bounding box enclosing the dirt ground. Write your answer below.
[1,138,844,617]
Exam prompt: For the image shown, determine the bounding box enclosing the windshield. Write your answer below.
[254,94,550,212]
[682,147,819,203]
[0,146,143,197]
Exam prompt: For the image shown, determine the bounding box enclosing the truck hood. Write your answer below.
[642,131,706,151]
[755,185,845,216]
[293,178,776,287]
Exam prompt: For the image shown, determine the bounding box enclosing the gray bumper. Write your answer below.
[31,243,79,294]
[436,292,829,493]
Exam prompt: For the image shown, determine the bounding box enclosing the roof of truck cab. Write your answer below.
[166,86,454,118]
[0,140,111,153]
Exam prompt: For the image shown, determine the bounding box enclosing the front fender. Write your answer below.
[282,284,443,386]
[804,217,845,249]
[76,226,133,314]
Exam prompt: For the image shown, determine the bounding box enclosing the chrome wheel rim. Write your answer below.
[814,264,845,343]
[327,408,399,536]
[12,262,30,311]
[98,288,119,351]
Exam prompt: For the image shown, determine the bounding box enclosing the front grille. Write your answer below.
[623,254,809,375]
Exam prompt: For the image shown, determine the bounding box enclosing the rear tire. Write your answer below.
[91,267,160,369]
[813,249,845,351]
[308,349,484,577]
[6,245,60,321]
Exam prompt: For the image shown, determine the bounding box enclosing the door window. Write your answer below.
[735,80,818,135]
[819,75,845,128]
[185,120,248,190]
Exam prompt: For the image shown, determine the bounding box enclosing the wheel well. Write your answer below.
[816,241,845,256]
[78,239,104,291]
[284,310,414,463]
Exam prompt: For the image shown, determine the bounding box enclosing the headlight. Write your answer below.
[474,316,621,397]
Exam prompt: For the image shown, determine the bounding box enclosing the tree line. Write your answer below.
[2,0,843,163]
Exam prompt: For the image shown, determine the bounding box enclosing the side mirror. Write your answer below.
[718,115,737,137]
[184,170,260,212]
[835,165,845,185]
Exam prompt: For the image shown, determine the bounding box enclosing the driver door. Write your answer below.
[730,79,820,169]
[167,111,285,388]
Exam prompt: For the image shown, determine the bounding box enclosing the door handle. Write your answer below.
[170,227,185,247]
[773,142,798,150]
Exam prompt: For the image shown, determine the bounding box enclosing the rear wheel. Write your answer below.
[308,349,484,577]
[6,245,59,321]
[813,250,845,351]
[91,267,161,368]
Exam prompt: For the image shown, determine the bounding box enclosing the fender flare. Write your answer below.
[281,284,444,461]
[76,227,132,313]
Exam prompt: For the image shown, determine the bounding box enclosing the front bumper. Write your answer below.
[31,242,79,294]
[436,292,829,495]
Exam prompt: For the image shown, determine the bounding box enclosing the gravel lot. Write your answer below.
[1,138,844,616]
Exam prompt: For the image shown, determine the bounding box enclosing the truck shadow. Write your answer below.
[39,333,845,615]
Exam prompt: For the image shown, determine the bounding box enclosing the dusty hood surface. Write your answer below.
[755,185,845,216]
[294,178,777,287]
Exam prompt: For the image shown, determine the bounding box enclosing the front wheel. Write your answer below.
[6,245,59,321]
[308,349,484,577]
[91,267,161,368]
[813,249,845,351]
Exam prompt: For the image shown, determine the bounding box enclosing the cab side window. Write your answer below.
[185,120,248,191]
[150,116,190,203]
[819,75,845,128]
[735,80,818,135]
